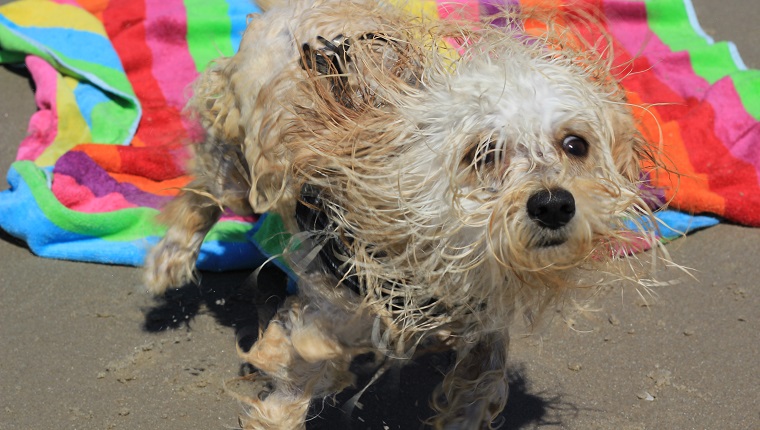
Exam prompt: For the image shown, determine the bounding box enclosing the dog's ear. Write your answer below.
[300,36,358,109]
[609,104,645,183]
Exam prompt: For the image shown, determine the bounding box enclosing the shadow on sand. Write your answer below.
[142,267,576,429]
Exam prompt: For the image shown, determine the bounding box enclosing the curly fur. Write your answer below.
[144,0,661,428]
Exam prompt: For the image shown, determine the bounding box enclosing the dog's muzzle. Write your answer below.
[527,188,575,232]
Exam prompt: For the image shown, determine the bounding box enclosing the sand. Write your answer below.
[1,1,758,429]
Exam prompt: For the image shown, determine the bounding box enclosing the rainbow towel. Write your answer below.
[0,0,756,271]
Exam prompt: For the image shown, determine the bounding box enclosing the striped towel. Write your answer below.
[0,0,264,269]
[0,0,756,272]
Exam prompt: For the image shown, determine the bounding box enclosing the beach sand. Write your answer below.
[1,1,758,428]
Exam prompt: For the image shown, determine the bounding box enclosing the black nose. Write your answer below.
[526,188,575,230]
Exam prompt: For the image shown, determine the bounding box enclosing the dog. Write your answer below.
[144,0,657,428]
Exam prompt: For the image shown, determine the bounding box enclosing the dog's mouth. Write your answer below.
[530,230,570,248]
[535,237,568,248]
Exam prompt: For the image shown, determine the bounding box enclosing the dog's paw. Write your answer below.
[143,230,204,295]
[228,372,310,430]
[226,372,276,406]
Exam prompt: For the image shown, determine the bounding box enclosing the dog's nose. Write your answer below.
[526,188,575,230]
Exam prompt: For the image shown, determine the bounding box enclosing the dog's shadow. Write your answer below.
[304,358,574,430]
[142,265,287,333]
[142,267,575,429]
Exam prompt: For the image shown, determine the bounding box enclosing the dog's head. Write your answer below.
[410,41,648,275]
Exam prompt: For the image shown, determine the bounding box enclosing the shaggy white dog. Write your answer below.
[144,0,656,428]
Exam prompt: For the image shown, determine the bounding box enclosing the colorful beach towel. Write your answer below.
[0,0,756,271]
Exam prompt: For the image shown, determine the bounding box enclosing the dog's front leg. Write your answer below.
[144,139,251,294]
[431,331,510,430]
[143,184,224,295]
[234,294,372,429]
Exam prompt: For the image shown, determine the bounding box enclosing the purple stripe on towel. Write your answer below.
[54,151,168,209]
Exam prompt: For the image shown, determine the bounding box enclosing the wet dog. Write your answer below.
[144,0,655,428]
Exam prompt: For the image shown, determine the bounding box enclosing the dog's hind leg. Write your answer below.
[431,332,510,430]
[144,141,251,295]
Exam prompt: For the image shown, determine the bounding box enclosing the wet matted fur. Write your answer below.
[144,0,661,428]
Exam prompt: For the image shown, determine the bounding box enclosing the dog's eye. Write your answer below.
[464,139,499,167]
[561,135,589,158]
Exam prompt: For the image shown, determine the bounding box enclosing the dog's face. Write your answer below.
[405,46,645,278]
